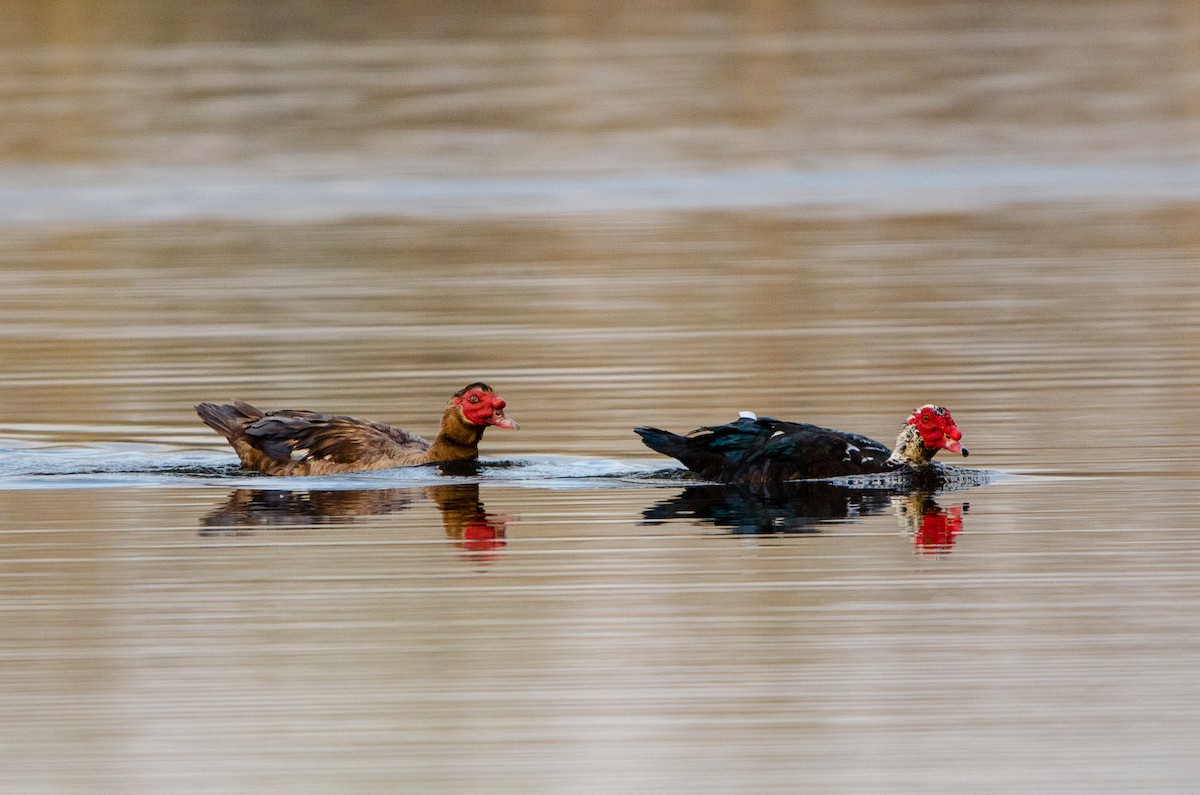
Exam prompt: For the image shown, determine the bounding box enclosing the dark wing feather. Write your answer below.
[639,416,895,483]
[738,420,893,480]
[638,417,791,480]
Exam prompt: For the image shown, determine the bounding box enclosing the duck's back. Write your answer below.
[197,401,431,476]
[636,415,895,483]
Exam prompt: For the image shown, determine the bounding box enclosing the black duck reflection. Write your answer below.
[200,482,508,561]
[642,481,967,554]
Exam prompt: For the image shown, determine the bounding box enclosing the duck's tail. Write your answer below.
[195,400,263,443]
[635,426,726,476]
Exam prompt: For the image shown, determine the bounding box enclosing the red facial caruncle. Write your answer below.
[454,386,519,429]
[906,404,967,456]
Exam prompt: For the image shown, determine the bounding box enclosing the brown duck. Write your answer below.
[197,382,518,476]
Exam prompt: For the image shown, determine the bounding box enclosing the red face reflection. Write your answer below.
[912,504,964,554]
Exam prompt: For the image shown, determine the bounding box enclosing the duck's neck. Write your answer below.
[887,424,937,468]
[425,410,486,463]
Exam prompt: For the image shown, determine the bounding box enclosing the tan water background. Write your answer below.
[2,2,1200,792]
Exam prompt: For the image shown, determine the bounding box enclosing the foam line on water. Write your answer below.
[1,163,1198,225]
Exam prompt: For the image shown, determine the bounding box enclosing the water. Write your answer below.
[2,1,1200,792]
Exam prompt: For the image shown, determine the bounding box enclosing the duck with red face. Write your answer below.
[892,404,966,463]
[452,385,519,430]
[635,404,969,484]
[196,382,518,476]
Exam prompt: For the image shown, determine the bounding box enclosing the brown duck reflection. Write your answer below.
[201,483,508,560]
[427,484,508,560]
[642,481,967,553]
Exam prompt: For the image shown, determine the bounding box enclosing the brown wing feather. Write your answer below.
[243,412,430,471]
[295,417,430,465]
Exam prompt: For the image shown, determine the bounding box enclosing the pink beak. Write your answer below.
[488,398,519,430]
[941,426,967,456]
[490,413,519,430]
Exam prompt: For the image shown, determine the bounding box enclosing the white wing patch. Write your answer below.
[738,411,758,420]
[842,443,860,462]
[290,448,310,461]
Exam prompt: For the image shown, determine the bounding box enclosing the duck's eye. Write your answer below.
[468,394,480,404]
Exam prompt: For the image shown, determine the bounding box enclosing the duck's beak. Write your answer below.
[941,426,967,456]
[490,413,519,430]
[485,396,519,430]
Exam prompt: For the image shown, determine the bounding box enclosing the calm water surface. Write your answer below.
[2,2,1200,792]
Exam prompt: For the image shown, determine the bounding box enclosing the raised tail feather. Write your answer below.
[195,400,263,443]
[635,426,726,477]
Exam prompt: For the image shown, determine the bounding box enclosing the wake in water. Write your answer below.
[0,443,1012,555]
[0,443,1007,492]
[0,443,677,490]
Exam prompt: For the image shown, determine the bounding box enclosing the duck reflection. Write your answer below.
[642,481,967,553]
[201,487,422,529]
[426,484,508,560]
[893,492,965,554]
[200,483,508,561]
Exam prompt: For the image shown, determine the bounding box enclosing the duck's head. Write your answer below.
[890,404,966,465]
[450,383,519,430]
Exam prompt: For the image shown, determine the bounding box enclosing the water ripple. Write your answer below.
[2,163,1199,226]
